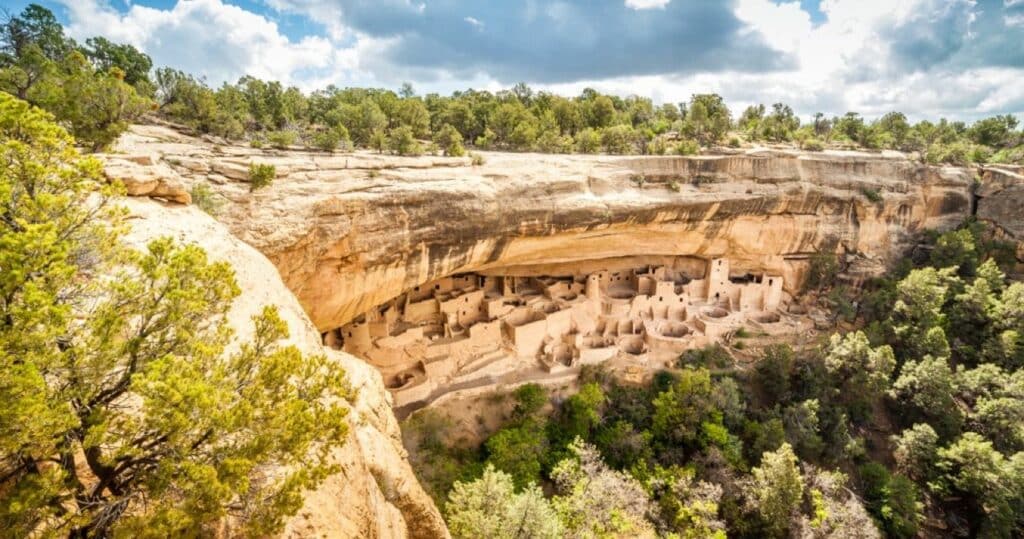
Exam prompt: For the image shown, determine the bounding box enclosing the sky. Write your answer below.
[8,0,1024,121]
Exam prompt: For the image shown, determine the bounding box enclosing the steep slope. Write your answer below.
[119,197,448,539]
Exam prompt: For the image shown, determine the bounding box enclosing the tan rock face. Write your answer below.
[103,126,980,332]
[118,198,448,539]
[977,165,1024,274]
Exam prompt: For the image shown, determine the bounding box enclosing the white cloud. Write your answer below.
[51,0,1024,121]
[56,0,372,89]
[624,0,671,10]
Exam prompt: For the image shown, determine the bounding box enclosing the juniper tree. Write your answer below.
[0,92,350,537]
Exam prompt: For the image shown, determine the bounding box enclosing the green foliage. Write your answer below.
[574,127,601,153]
[433,122,465,156]
[485,419,547,488]
[0,94,349,536]
[892,423,940,482]
[387,125,423,156]
[248,162,275,191]
[934,433,1024,537]
[858,462,921,538]
[803,252,839,292]
[674,138,700,155]
[446,465,563,539]
[802,137,824,151]
[550,439,655,537]
[748,443,804,538]
[601,124,636,154]
[511,383,548,421]
[860,187,883,203]
[190,182,222,215]
[470,152,485,166]
[678,344,732,369]
[823,331,896,422]
[311,126,349,152]
[82,36,153,94]
[265,129,296,149]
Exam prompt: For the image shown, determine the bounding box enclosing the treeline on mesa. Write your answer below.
[3,4,1023,163]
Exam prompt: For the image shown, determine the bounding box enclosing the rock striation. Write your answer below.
[977,165,1024,274]
[105,125,978,333]
[98,124,1024,538]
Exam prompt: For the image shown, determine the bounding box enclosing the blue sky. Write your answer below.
[11,0,1024,120]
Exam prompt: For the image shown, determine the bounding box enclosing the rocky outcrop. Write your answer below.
[103,155,191,204]
[977,165,1024,273]
[104,126,977,332]
[118,198,448,539]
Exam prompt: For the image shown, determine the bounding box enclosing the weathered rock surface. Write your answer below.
[104,125,982,332]
[119,197,448,539]
[103,156,191,204]
[977,165,1024,272]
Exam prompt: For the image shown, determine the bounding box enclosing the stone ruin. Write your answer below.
[324,257,786,408]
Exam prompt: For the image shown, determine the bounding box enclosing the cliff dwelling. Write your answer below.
[324,256,799,411]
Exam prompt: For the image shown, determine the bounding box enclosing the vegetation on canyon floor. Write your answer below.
[403,222,1024,538]
[0,92,352,536]
[3,4,1024,165]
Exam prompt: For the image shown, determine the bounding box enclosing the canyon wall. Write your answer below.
[101,125,1024,538]
[107,127,977,331]
[118,197,448,539]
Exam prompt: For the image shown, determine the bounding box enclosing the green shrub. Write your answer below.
[860,187,883,203]
[266,130,296,149]
[190,182,222,215]
[601,124,636,154]
[575,128,602,154]
[433,123,465,156]
[470,153,485,166]
[312,126,350,152]
[248,163,276,191]
[925,142,972,165]
[249,138,263,149]
[674,139,699,155]
[803,252,839,292]
[728,136,741,148]
[388,126,423,156]
[312,130,340,152]
[803,138,825,151]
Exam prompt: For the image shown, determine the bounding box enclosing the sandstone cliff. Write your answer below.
[119,197,448,539]
[100,125,1024,538]
[977,165,1024,274]
[108,126,980,332]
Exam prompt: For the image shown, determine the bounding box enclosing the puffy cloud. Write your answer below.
[266,0,789,83]
[45,0,1024,120]
[56,0,357,88]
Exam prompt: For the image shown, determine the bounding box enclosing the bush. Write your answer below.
[266,130,296,149]
[311,130,340,152]
[433,123,465,157]
[601,125,636,154]
[249,138,263,149]
[803,138,825,151]
[674,139,699,155]
[803,253,839,292]
[388,126,423,156]
[311,126,350,152]
[860,187,883,203]
[925,142,972,165]
[728,136,741,148]
[248,163,276,191]
[470,153,485,166]
[190,182,222,215]
[575,128,601,154]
